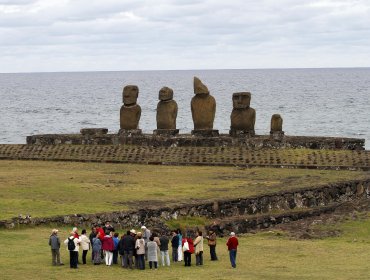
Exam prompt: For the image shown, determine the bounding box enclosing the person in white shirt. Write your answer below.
[79,229,91,264]
[64,232,81,269]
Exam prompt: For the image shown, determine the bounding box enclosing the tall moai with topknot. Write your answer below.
[154,86,179,136]
[230,92,256,137]
[270,114,284,140]
[191,77,219,136]
[119,85,142,135]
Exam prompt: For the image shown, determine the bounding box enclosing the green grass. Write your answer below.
[165,216,209,230]
[0,160,369,220]
[1,217,370,279]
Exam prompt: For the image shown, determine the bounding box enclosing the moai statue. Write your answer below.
[229,92,256,137]
[191,77,219,136]
[119,85,142,135]
[270,114,284,140]
[153,86,179,136]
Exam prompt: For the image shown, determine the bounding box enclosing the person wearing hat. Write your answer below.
[226,232,239,268]
[48,229,64,266]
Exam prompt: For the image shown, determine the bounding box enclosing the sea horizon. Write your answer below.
[1,68,369,149]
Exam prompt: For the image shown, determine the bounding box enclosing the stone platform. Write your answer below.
[26,132,365,150]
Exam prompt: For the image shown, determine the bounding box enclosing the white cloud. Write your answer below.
[0,0,370,72]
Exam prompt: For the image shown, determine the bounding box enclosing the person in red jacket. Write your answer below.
[95,225,106,259]
[102,232,115,266]
[226,232,239,268]
[182,235,195,267]
[96,226,105,241]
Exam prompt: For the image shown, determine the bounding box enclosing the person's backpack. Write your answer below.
[68,238,75,251]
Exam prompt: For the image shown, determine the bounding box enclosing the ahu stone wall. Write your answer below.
[26,133,365,150]
[1,179,369,233]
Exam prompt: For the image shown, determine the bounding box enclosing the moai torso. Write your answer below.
[120,85,141,130]
[230,92,256,131]
[156,87,178,129]
[191,77,216,130]
[270,114,283,132]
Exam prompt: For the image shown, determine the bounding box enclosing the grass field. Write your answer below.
[1,215,370,280]
[0,160,369,220]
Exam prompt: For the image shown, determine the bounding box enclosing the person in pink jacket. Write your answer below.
[102,231,114,266]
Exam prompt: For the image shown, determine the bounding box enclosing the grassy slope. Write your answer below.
[1,216,370,280]
[0,160,369,220]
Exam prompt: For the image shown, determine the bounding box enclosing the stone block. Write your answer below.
[80,128,108,135]
[153,129,179,136]
[191,129,219,137]
[118,129,142,136]
[270,131,285,141]
[229,129,255,137]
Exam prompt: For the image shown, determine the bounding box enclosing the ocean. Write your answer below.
[0,68,369,149]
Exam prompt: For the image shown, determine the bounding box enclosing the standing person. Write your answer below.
[171,231,179,262]
[118,233,125,267]
[80,229,90,265]
[89,226,97,261]
[141,226,151,260]
[95,224,105,259]
[206,230,218,261]
[72,227,80,264]
[194,231,204,266]
[147,236,158,270]
[48,229,63,266]
[182,234,194,267]
[152,232,161,259]
[177,229,183,262]
[131,230,139,269]
[122,230,136,269]
[64,231,81,269]
[95,224,105,241]
[112,232,120,265]
[226,232,239,268]
[159,233,170,267]
[72,227,79,238]
[103,221,115,235]
[92,232,102,265]
[135,232,146,270]
[102,231,114,266]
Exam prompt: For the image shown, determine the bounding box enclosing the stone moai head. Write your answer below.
[232,92,251,109]
[271,114,283,131]
[122,85,139,105]
[159,87,174,101]
[193,76,209,95]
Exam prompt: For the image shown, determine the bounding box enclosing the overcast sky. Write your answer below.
[0,0,369,73]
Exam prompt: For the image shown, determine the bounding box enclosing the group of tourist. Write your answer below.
[48,221,239,270]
